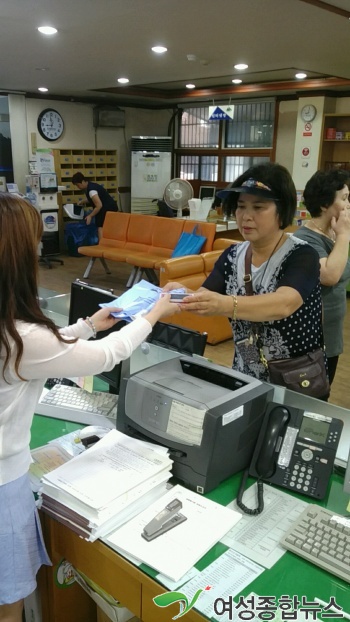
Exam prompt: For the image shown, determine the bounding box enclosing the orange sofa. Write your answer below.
[158,238,239,345]
[78,212,218,284]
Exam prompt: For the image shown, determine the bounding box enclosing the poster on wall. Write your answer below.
[36,149,54,173]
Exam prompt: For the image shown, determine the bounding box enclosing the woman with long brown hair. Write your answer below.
[0,194,176,621]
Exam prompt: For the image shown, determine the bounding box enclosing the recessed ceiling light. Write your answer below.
[295,72,307,79]
[234,63,248,70]
[232,78,242,84]
[117,77,129,84]
[38,87,48,92]
[186,83,196,89]
[152,46,167,54]
[38,26,58,35]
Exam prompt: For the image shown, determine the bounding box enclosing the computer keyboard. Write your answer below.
[280,504,350,583]
[35,384,118,428]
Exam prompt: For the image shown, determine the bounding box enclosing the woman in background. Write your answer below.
[0,194,176,622]
[293,169,350,385]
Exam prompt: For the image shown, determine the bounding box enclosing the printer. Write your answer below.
[117,356,273,493]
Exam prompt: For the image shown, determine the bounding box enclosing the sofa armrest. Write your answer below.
[212,238,241,251]
[159,255,205,284]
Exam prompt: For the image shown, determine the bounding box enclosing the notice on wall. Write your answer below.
[36,149,54,173]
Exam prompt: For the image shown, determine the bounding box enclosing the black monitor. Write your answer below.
[68,280,126,394]
[39,173,58,193]
[68,279,208,394]
[199,185,216,202]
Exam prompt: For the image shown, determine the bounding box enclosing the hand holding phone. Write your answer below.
[170,292,193,302]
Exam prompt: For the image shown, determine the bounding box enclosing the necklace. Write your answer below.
[310,219,335,243]
[243,231,286,345]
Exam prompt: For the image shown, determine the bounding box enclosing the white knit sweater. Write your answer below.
[0,317,152,485]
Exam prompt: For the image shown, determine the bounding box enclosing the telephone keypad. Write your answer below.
[287,458,316,494]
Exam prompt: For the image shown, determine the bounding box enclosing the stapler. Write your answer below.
[142,498,187,541]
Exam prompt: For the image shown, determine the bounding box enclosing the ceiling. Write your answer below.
[2,0,350,108]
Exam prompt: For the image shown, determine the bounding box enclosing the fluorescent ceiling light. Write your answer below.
[186,83,196,89]
[152,46,167,54]
[234,63,248,70]
[38,26,57,35]
[117,77,129,84]
[295,72,307,79]
[38,87,48,92]
[232,78,242,84]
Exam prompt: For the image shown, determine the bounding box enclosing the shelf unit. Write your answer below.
[53,149,118,251]
[53,149,118,205]
[319,114,350,171]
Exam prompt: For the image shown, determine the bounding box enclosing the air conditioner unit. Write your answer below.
[93,107,125,128]
[131,136,173,214]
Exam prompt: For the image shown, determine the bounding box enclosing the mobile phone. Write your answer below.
[170,293,191,302]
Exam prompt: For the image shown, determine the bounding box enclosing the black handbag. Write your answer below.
[243,244,330,399]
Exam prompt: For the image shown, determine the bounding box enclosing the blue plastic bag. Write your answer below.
[64,222,98,257]
[171,226,206,258]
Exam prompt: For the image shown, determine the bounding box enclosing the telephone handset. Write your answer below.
[237,402,343,516]
[254,406,290,479]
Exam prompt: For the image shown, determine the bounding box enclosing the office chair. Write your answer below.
[153,199,176,218]
[39,255,64,269]
[147,321,207,356]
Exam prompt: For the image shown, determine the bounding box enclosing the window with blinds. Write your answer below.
[180,107,220,148]
[176,100,276,188]
[224,155,270,182]
[180,155,218,181]
[225,101,275,148]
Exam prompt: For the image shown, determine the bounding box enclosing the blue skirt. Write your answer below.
[0,473,51,605]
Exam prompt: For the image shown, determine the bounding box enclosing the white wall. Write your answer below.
[9,96,174,206]
[335,97,350,113]
[275,100,297,174]
[8,95,28,191]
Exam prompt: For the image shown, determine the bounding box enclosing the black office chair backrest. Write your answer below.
[147,321,207,356]
[156,199,176,218]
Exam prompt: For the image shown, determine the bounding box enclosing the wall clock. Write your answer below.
[37,108,64,141]
[300,104,317,122]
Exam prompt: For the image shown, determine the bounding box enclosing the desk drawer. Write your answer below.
[50,519,142,617]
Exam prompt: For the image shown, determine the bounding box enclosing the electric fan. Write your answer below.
[163,178,194,218]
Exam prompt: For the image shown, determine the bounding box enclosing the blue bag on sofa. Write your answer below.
[171,225,206,258]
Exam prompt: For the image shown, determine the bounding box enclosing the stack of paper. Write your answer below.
[104,484,242,582]
[38,429,173,541]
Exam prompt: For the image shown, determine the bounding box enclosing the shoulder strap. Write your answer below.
[244,244,253,296]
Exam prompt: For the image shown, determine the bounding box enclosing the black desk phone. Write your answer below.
[237,402,343,515]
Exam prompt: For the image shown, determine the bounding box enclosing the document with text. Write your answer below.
[222,484,308,568]
[42,429,172,512]
[106,484,242,582]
